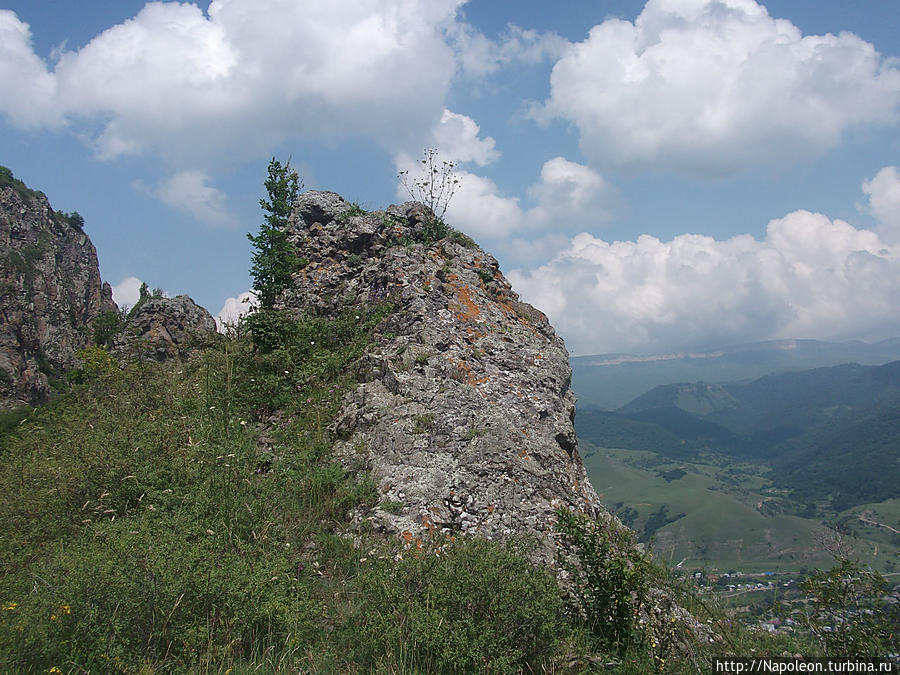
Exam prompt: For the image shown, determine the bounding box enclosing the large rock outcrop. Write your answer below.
[0,172,116,407]
[116,295,217,361]
[282,191,602,556]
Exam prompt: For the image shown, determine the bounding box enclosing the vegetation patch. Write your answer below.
[92,310,124,348]
[447,229,478,249]
[337,203,367,221]
[0,166,46,204]
[5,251,28,276]
[477,268,494,284]
[329,536,566,674]
[0,303,390,672]
[801,558,899,657]
[55,211,84,230]
[412,413,435,434]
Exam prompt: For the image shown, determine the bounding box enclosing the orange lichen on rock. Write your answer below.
[448,357,490,388]
[452,284,481,321]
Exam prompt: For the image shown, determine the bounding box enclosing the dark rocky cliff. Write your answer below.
[280,191,602,555]
[0,173,116,407]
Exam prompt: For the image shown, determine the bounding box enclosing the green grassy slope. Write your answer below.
[0,307,573,673]
[581,444,897,574]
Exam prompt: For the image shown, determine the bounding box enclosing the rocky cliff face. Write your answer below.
[0,176,116,407]
[282,191,602,556]
[116,295,217,361]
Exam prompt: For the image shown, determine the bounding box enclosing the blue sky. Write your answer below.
[1,0,899,355]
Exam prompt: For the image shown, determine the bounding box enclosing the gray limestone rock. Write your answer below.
[280,191,603,560]
[117,295,217,361]
[0,179,116,407]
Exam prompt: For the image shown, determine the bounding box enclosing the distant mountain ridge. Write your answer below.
[622,360,900,443]
[578,360,900,512]
[573,338,900,410]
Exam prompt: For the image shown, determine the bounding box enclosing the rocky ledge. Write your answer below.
[281,191,602,556]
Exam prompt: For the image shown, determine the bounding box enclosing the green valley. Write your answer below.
[576,359,900,576]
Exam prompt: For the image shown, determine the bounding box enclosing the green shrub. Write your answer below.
[555,508,652,657]
[92,310,123,348]
[21,244,45,267]
[235,304,393,417]
[419,216,450,246]
[5,251,28,275]
[412,413,434,433]
[55,210,84,229]
[379,212,402,229]
[379,499,403,514]
[463,426,485,441]
[801,558,900,657]
[69,346,122,385]
[344,537,566,673]
[242,308,298,354]
[0,405,32,438]
[338,203,367,221]
[447,229,478,249]
[1,517,319,672]
[0,302,394,671]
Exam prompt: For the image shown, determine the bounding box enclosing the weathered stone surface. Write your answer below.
[281,191,602,558]
[0,181,116,407]
[117,295,217,361]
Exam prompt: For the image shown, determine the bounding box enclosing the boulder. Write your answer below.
[118,295,217,361]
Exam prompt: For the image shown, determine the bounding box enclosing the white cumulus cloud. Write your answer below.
[862,166,900,244]
[438,157,619,246]
[442,171,523,239]
[111,276,144,310]
[448,22,569,76]
[216,290,257,331]
[157,170,237,228]
[427,110,499,167]
[525,157,620,229]
[0,0,464,164]
[397,113,619,245]
[540,0,900,173]
[509,169,900,355]
[0,11,60,128]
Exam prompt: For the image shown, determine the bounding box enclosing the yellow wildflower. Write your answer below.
[50,668,62,674]
[2,602,17,611]
[61,604,71,615]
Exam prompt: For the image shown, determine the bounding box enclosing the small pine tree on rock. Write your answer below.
[248,158,302,309]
